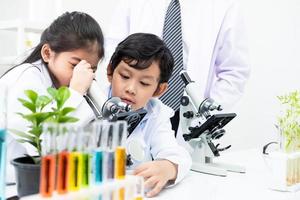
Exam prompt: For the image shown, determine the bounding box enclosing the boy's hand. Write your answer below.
[70,60,95,95]
[133,160,178,197]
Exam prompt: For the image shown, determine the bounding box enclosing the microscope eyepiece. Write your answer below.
[180,71,193,86]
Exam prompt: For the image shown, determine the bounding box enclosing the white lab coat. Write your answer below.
[1,60,95,181]
[102,0,250,152]
[106,86,191,184]
[123,98,192,184]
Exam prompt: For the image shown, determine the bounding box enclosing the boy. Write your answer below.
[106,33,192,197]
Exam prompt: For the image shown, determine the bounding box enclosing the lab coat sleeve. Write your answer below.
[64,87,95,127]
[208,1,250,110]
[148,109,192,185]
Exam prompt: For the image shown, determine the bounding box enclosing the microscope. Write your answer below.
[180,71,245,176]
[85,80,147,134]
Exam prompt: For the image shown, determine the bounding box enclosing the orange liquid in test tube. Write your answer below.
[57,151,69,194]
[40,154,56,197]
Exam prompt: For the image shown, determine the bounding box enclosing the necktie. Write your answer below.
[160,0,184,111]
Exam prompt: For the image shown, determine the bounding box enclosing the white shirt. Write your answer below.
[107,86,192,184]
[1,60,95,181]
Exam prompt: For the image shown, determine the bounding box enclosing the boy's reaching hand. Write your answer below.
[133,159,178,197]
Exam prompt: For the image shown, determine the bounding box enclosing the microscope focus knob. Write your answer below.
[183,111,194,119]
[211,129,225,139]
[181,96,189,106]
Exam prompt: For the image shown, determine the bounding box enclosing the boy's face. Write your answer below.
[108,60,167,110]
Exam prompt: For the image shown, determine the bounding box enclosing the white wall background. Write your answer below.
[0,0,299,151]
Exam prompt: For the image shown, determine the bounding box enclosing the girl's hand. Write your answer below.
[70,60,95,95]
[133,160,178,197]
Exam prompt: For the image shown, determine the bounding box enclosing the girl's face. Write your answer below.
[43,43,100,87]
[108,60,167,110]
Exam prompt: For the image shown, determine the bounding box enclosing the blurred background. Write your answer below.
[0,0,299,151]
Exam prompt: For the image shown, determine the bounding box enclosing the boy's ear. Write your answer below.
[153,83,168,97]
[106,63,113,83]
[41,43,53,63]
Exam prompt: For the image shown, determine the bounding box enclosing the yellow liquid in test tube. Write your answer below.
[134,197,143,200]
[68,152,83,191]
[115,147,126,179]
[115,147,126,200]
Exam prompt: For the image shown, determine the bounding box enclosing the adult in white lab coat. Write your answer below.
[103,0,250,147]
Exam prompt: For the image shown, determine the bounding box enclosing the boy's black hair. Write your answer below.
[109,33,174,83]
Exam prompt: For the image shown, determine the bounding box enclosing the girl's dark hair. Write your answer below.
[109,33,174,83]
[24,11,104,64]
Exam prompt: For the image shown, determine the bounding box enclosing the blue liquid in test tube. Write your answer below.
[94,150,103,183]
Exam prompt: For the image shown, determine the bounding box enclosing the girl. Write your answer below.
[1,11,104,181]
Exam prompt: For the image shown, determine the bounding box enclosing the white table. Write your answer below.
[150,148,300,200]
[6,148,300,200]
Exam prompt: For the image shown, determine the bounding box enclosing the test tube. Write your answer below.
[57,150,69,194]
[81,125,93,187]
[40,125,57,197]
[114,121,127,200]
[93,121,104,184]
[134,176,144,200]
[102,122,115,181]
[0,130,6,200]
[0,84,7,200]
[56,126,70,194]
[68,128,83,191]
[115,121,127,180]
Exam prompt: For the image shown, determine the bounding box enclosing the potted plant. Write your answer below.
[10,87,78,197]
[263,90,300,192]
[277,90,300,153]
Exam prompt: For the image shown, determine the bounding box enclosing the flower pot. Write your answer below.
[11,156,40,197]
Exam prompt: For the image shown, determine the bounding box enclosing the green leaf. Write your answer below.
[17,139,37,149]
[9,128,36,141]
[56,87,70,109]
[21,112,53,126]
[17,113,36,125]
[47,87,58,99]
[36,95,52,111]
[35,112,54,125]
[57,116,79,123]
[28,126,43,137]
[24,90,38,104]
[18,98,36,113]
[61,107,76,115]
